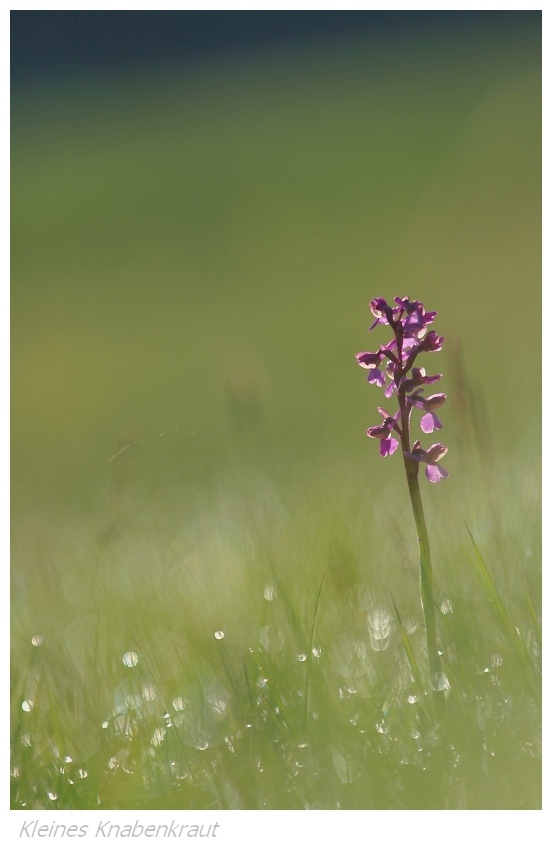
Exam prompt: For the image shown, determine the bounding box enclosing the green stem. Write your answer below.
[398,388,443,710]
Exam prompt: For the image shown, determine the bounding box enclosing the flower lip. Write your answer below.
[403,307,427,335]
[366,408,401,456]
[404,442,448,482]
[425,463,448,483]
[367,369,386,388]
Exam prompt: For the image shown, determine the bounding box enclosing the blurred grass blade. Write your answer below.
[390,595,425,697]
[518,564,542,648]
[465,522,540,700]
[304,572,325,732]
[464,523,519,645]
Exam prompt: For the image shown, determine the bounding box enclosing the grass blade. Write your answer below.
[390,595,425,695]
[304,572,326,733]
[465,522,540,701]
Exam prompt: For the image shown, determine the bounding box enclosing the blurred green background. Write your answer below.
[11,15,541,521]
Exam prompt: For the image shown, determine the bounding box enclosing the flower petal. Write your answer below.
[420,412,436,433]
[367,369,386,387]
[425,463,448,483]
[380,437,399,457]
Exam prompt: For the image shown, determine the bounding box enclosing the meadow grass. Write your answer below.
[10,430,541,810]
[11,30,540,810]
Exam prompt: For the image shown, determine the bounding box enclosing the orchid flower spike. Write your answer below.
[356,295,449,483]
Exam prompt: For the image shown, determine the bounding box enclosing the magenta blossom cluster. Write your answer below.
[356,296,448,483]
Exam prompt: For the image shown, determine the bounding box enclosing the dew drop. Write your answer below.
[47,791,58,801]
[122,651,139,668]
[22,700,33,713]
[297,653,307,662]
[368,608,391,651]
[263,584,276,601]
[31,635,43,647]
[142,685,157,702]
[210,698,227,717]
[151,728,166,747]
[214,630,225,640]
[259,625,270,650]
[432,671,450,692]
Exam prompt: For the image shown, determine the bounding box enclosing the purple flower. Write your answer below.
[368,298,397,331]
[394,297,437,338]
[382,337,418,379]
[366,408,401,457]
[357,295,448,483]
[405,442,449,483]
[356,351,382,369]
[400,367,442,394]
[408,392,447,433]
[394,296,421,313]
[355,350,387,388]
[417,330,444,353]
[382,359,399,398]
